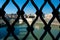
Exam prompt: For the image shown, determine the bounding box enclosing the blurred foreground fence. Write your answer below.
[0,0,60,40]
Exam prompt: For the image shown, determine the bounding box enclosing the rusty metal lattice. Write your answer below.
[0,0,60,40]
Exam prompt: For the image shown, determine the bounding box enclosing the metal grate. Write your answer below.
[0,0,60,40]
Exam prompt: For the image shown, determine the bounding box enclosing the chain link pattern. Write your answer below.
[0,0,60,40]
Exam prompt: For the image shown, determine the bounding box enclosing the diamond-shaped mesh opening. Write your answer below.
[4,1,18,14]
[34,17,44,29]
[42,3,53,24]
[24,1,36,25]
[4,1,18,25]
[14,23,27,40]
[33,16,45,39]
[51,18,60,37]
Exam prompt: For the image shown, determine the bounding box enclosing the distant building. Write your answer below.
[45,14,53,19]
[0,14,37,25]
[5,14,18,19]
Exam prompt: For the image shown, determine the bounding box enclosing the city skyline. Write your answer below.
[0,0,60,14]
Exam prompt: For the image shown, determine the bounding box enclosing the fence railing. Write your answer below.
[0,0,60,40]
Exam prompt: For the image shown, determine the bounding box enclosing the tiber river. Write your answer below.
[0,24,60,40]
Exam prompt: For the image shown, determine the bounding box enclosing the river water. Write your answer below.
[0,24,60,40]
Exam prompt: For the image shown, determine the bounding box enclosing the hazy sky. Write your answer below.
[0,0,60,14]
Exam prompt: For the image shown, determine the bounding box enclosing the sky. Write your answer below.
[0,0,60,14]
